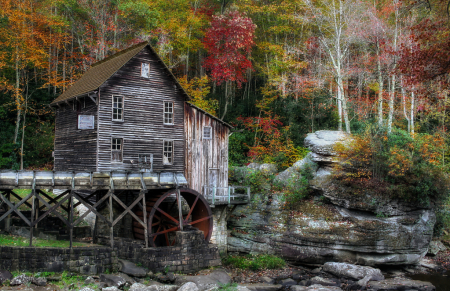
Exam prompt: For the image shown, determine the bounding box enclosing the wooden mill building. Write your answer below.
[50,41,231,198]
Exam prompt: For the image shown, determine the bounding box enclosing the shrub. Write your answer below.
[334,126,449,206]
[222,254,286,270]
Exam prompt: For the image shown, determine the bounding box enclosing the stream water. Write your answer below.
[409,271,450,291]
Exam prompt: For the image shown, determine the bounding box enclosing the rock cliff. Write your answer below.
[227,130,435,266]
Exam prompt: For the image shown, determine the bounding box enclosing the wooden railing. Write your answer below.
[203,185,251,206]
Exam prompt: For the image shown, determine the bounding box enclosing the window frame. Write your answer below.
[141,62,150,78]
[162,139,174,165]
[163,101,174,125]
[111,138,124,163]
[203,126,212,140]
[112,95,124,121]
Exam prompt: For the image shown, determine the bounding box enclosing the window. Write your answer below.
[141,63,150,78]
[164,102,174,124]
[111,138,123,162]
[163,140,173,165]
[203,126,212,139]
[112,96,123,121]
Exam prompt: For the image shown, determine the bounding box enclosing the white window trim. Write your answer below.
[112,95,124,121]
[111,138,123,163]
[203,126,212,140]
[163,101,174,125]
[141,62,150,78]
[163,139,174,165]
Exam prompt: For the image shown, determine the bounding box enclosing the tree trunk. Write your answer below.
[14,46,21,144]
[377,42,384,127]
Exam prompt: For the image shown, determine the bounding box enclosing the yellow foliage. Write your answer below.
[178,75,218,116]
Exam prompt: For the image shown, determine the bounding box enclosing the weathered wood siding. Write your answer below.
[54,97,97,171]
[184,104,229,196]
[97,47,185,172]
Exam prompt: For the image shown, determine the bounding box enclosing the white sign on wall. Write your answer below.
[78,115,95,129]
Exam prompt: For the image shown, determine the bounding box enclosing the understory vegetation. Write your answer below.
[0,234,87,248]
[222,254,286,270]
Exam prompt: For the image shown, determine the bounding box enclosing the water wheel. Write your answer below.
[132,188,213,247]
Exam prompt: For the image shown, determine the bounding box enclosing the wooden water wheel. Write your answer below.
[132,188,213,247]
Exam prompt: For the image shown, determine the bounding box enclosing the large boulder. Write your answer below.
[177,270,231,291]
[322,263,384,281]
[275,153,318,185]
[227,192,434,266]
[304,131,350,162]
[118,259,147,278]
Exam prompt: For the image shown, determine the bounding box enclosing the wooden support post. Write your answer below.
[143,191,148,248]
[109,192,114,248]
[177,189,183,231]
[69,191,74,249]
[29,190,35,247]
[5,192,11,232]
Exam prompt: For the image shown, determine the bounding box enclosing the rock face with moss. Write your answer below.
[227,130,435,266]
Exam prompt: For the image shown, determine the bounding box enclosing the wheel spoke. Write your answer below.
[152,224,162,241]
[151,221,161,227]
[188,215,212,226]
[184,195,199,223]
[154,206,179,225]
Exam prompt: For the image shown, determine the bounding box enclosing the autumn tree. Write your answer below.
[202,9,256,120]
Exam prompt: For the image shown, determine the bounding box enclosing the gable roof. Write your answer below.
[50,41,232,129]
[50,41,190,105]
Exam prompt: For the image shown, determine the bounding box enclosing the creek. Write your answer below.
[409,272,450,291]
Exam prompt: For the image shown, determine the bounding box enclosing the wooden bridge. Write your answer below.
[0,170,249,249]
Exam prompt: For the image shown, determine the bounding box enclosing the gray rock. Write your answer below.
[157,272,176,284]
[309,277,338,287]
[280,278,297,286]
[119,259,148,277]
[427,240,447,256]
[100,274,126,288]
[10,274,31,286]
[85,276,96,285]
[177,282,199,291]
[240,284,283,291]
[291,285,342,291]
[0,270,12,284]
[260,277,274,284]
[323,263,384,281]
[367,277,435,291]
[31,277,47,286]
[236,286,251,291]
[304,131,350,157]
[275,153,318,184]
[102,287,121,291]
[311,268,322,274]
[79,288,96,291]
[178,271,231,291]
[356,275,372,287]
[129,283,157,291]
[117,272,136,284]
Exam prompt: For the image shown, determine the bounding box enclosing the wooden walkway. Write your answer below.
[0,171,250,248]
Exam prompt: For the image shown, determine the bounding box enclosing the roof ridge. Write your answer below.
[91,41,148,68]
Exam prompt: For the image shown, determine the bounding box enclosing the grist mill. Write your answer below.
[0,42,249,274]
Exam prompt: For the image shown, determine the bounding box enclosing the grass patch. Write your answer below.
[0,234,87,248]
[222,254,286,270]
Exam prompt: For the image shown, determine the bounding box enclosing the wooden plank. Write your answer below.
[111,191,145,227]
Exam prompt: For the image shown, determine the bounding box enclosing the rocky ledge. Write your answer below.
[228,130,435,266]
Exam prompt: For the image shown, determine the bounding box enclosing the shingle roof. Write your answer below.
[51,42,148,104]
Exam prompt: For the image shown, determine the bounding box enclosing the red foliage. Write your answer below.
[202,10,256,87]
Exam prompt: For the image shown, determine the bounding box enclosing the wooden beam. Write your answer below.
[111,191,145,227]
[29,190,35,247]
[0,191,33,226]
[72,191,111,226]
[109,192,114,248]
[35,193,70,226]
[69,191,74,249]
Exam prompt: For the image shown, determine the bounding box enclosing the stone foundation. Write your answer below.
[98,230,221,273]
[0,246,118,275]
[211,205,229,254]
